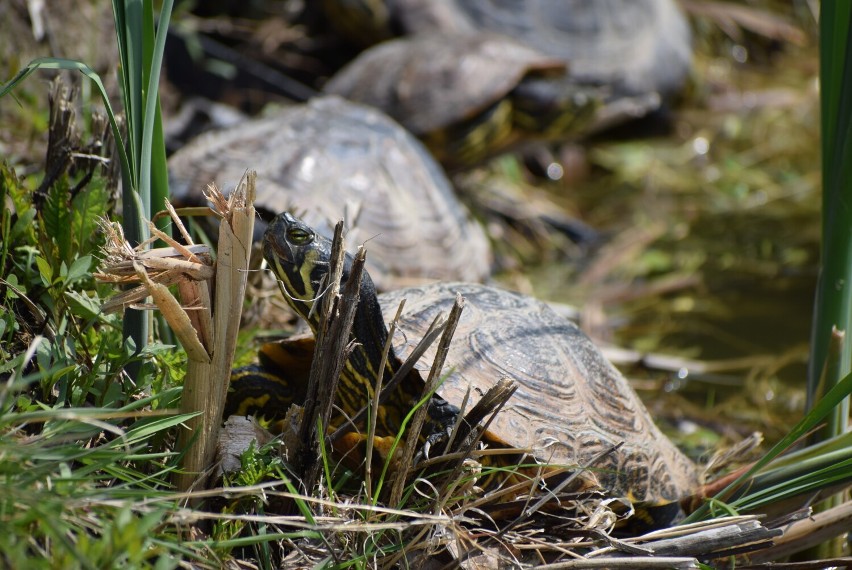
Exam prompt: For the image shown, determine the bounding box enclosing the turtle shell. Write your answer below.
[379,282,701,502]
[324,32,565,138]
[168,96,492,290]
[378,0,692,100]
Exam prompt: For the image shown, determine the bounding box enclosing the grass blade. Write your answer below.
[685,370,852,522]
[144,0,173,234]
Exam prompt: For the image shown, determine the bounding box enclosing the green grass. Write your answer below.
[797,1,852,558]
[684,370,852,522]
[0,161,194,567]
[0,2,246,564]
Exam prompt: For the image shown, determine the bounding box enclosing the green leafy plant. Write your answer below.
[0,154,202,565]
[2,0,174,367]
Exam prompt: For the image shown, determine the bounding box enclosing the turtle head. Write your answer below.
[511,78,602,139]
[263,212,337,330]
[263,212,382,338]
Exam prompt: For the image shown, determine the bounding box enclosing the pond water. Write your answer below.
[517,16,821,450]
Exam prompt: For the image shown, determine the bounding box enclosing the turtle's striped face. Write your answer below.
[263,212,333,332]
[510,79,600,139]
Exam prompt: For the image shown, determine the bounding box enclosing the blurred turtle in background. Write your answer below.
[323,0,692,103]
[324,32,601,168]
[168,96,492,290]
[323,0,691,147]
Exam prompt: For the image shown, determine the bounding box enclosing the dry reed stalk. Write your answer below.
[293,221,368,492]
[388,294,465,506]
[740,500,852,563]
[192,174,256,492]
[96,172,256,492]
[365,299,406,504]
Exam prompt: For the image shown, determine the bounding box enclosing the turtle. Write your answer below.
[228,211,701,507]
[323,0,692,103]
[323,32,600,168]
[168,95,491,290]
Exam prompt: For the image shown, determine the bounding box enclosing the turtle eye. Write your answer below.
[287,227,313,245]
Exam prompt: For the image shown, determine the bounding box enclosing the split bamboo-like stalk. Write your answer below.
[96,172,256,492]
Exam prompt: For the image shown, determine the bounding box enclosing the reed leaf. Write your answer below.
[808,0,852,430]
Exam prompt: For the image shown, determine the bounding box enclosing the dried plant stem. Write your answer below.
[499,444,622,537]
[293,222,367,493]
[366,300,406,504]
[537,557,699,569]
[389,294,465,506]
[444,378,516,455]
[742,500,852,563]
[174,173,256,492]
[433,378,517,514]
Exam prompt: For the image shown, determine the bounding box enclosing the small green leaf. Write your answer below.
[72,184,109,252]
[66,255,93,285]
[10,208,36,242]
[123,412,200,446]
[4,273,20,299]
[44,182,72,263]
[64,289,101,320]
[34,256,52,285]
[0,352,25,375]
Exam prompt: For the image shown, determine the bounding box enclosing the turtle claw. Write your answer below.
[415,427,453,465]
[413,397,460,464]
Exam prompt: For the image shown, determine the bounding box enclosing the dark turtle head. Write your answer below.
[263,212,328,269]
[263,212,331,329]
[510,77,602,139]
[262,213,455,443]
[263,212,384,341]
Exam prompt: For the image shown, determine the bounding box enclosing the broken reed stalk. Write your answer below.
[309,250,366,491]
[620,517,780,560]
[36,78,76,209]
[388,293,465,506]
[742,500,852,563]
[168,175,256,491]
[536,558,699,569]
[176,173,256,492]
[444,377,517,454]
[97,172,256,492]
[292,220,347,484]
[293,221,367,492]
